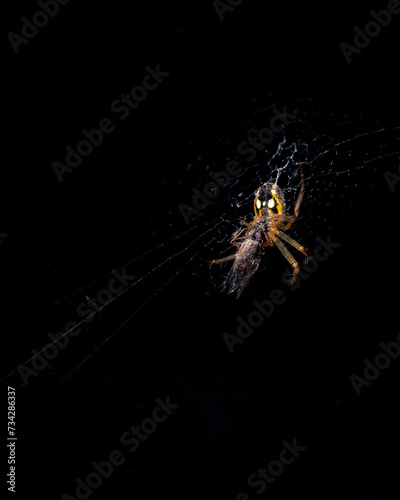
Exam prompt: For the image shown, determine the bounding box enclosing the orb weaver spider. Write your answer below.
[201,167,312,298]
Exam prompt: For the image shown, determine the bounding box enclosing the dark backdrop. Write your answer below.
[2,1,400,499]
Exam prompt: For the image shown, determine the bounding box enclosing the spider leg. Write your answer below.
[198,254,237,265]
[274,214,294,229]
[278,167,305,230]
[231,236,249,249]
[294,167,305,219]
[199,224,249,265]
[270,227,312,258]
[262,230,274,248]
[273,237,299,286]
[230,226,248,245]
[238,218,252,227]
[234,211,253,227]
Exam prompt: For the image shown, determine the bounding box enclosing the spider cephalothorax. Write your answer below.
[254,182,286,217]
[201,167,312,298]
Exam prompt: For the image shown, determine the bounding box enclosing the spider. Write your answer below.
[201,167,312,298]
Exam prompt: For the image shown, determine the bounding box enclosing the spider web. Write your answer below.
[171,96,400,296]
[2,94,399,407]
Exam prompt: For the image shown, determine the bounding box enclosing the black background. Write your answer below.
[2,1,400,499]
